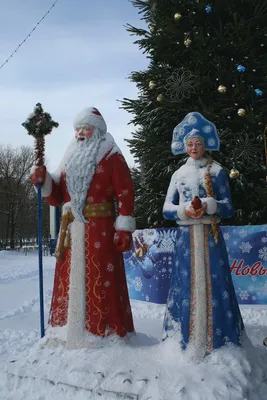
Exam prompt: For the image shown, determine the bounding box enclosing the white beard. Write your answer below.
[65,130,105,222]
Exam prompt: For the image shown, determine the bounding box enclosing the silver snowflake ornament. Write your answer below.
[165,69,197,102]
[233,131,263,164]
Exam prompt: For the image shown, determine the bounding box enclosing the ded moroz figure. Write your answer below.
[30,107,135,348]
[162,112,245,358]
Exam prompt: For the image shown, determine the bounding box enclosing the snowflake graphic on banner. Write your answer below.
[158,230,176,253]
[238,290,250,301]
[142,229,159,245]
[223,232,231,240]
[239,241,252,253]
[133,277,142,292]
[238,229,247,238]
[259,247,267,262]
[165,69,198,102]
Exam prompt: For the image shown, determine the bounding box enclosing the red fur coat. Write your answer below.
[43,137,135,340]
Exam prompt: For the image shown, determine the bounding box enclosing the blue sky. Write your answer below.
[0,0,148,169]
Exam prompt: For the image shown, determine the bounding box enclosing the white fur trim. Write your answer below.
[202,197,217,215]
[30,165,38,175]
[41,171,52,197]
[66,220,86,349]
[174,158,222,208]
[177,215,221,225]
[31,166,52,198]
[177,203,189,220]
[73,107,107,134]
[62,201,72,215]
[115,215,136,233]
[189,224,207,358]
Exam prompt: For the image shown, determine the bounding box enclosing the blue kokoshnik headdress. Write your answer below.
[171,112,220,155]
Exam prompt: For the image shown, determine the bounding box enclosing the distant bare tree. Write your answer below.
[0,145,36,249]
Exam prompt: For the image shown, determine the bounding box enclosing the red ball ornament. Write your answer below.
[191,196,202,209]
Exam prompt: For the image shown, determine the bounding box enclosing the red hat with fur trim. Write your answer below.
[73,107,107,134]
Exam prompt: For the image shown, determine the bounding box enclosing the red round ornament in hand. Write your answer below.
[191,196,202,210]
[30,165,47,186]
[114,231,133,252]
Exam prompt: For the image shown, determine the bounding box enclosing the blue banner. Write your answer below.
[124,225,267,305]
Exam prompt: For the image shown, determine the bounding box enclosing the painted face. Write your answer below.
[75,125,95,141]
[186,138,205,160]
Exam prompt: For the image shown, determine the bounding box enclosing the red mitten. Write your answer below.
[30,165,47,186]
[114,231,133,252]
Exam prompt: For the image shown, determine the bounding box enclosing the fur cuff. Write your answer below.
[30,165,38,175]
[177,202,191,220]
[32,170,52,197]
[115,215,136,233]
[202,197,217,215]
[62,201,72,215]
[41,171,52,197]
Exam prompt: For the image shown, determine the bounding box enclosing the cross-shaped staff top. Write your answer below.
[22,103,59,166]
[22,103,59,139]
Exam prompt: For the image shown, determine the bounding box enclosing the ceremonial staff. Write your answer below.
[22,103,59,337]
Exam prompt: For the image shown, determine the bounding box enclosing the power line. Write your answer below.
[0,0,60,71]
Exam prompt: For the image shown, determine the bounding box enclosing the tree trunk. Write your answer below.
[4,214,9,249]
[10,207,15,250]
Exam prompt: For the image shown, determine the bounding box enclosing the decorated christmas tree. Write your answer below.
[122,0,267,227]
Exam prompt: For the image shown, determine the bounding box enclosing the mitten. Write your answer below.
[30,165,47,186]
[114,230,132,252]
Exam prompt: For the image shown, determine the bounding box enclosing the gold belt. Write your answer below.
[55,203,114,259]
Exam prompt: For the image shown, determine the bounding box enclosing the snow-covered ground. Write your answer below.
[0,251,267,400]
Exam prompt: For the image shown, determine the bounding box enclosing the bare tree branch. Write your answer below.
[0,144,46,249]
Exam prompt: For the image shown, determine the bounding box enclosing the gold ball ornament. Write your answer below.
[217,85,227,94]
[156,94,164,103]
[229,168,240,179]
[184,38,192,47]
[149,80,156,90]
[237,108,246,117]
[174,13,182,22]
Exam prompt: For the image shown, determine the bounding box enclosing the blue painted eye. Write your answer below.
[187,142,203,147]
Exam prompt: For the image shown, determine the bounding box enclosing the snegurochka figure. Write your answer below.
[162,112,245,357]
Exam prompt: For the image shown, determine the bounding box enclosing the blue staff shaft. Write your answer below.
[37,183,45,338]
